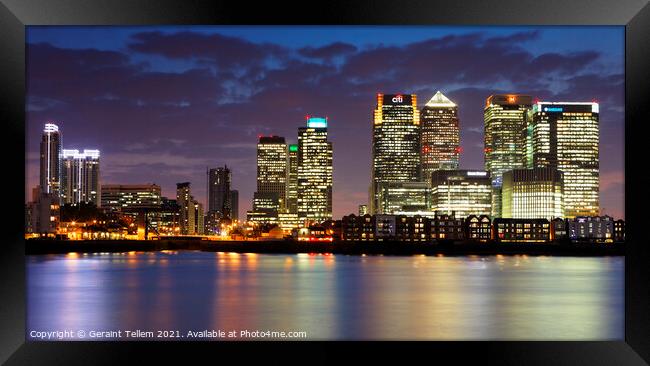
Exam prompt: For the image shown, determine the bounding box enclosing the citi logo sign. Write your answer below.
[392,95,404,103]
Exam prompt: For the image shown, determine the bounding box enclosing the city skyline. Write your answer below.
[26,26,624,219]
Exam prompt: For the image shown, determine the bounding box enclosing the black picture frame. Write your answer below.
[2,0,649,364]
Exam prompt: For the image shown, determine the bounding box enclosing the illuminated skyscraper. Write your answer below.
[39,123,61,197]
[176,182,203,235]
[298,116,333,223]
[286,144,299,214]
[430,170,492,219]
[420,91,460,181]
[502,167,564,220]
[371,93,421,214]
[207,165,232,219]
[256,136,288,210]
[484,94,533,217]
[527,102,600,217]
[60,149,100,206]
[176,182,191,235]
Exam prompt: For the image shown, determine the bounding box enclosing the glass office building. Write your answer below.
[502,167,564,220]
[377,181,430,214]
[286,144,299,214]
[420,91,460,181]
[371,93,420,213]
[40,123,61,197]
[430,170,492,219]
[527,102,600,218]
[297,117,333,223]
[256,136,288,210]
[60,149,101,206]
[484,94,533,217]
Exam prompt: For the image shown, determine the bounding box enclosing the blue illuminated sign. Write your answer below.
[307,117,328,128]
[543,107,563,112]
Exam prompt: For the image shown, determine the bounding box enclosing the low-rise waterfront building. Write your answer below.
[492,218,550,243]
[465,215,491,242]
[568,216,614,243]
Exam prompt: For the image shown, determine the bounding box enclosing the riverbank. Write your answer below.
[25,239,625,256]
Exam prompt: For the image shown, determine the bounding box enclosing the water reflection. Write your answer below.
[27,252,623,340]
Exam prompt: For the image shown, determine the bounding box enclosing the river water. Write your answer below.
[27,251,623,340]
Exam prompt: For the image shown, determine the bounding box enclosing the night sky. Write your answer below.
[25,26,624,219]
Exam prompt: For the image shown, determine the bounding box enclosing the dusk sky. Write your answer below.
[25,26,624,219]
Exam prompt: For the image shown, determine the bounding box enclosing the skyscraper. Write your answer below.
[371,93,421,214]
[176,182,203,235]
[527,102,600,217]
[39,123,61,197]
[420,91,460,181]
[60,149,100,206]
[286,144,299,214]
[298,116,333,222]
[502,167,564,220]
[484,94,533,217]
[256,136,288,211]
[207,165,232,219]
[176,182,192,235]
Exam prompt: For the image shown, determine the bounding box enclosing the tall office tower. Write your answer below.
[176,182,192,235]
[39,123,62,197]
[527,102,599,217]
[60,149,101,206]
[371,93,421,214]
[297,116,333,223]
[430,170,492,219]
[207,165,232,219]
[484,94,533,217]
[256,136,288,210]
[100,184,162,212]
[502,167,564,220]
[286,144,299,214]
[420,91,460,182]
[230,190,239,221]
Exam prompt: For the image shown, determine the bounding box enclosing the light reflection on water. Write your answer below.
[27,252,623,340]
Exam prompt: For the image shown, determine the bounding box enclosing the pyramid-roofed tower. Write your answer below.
[425,91,456,108]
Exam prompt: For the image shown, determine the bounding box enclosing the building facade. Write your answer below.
[207,166,232,219]
[100,184,162,212]
[568,216,613,242]
[60,149,101,206]
[420,91,460,181]
[297,117,333,223]
[430,170,492,219]
[371,93,420,213]
[377,181,430,214]
[527,102,600,217]
[286,144,299,214]
[484,94,533,217]
[256,136,288,210]
[176,182,202,235]
[501,167,564,220]
[40,123,62,198]
[492,218,551,243]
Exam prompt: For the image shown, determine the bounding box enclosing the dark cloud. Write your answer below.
[127,31,287,69]
[26,30,624,218]
[298,42,357,60]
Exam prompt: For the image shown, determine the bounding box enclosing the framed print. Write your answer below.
[1,0,649,364]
